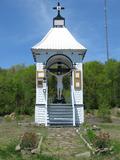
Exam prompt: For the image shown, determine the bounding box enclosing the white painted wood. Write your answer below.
[45,86,48,126]
[74,63,83,104]
[35,62,47,125]
[35,105,46,124]
[31,6,87,126]
[74,91,82,104]
[75,105,84,124]
[36,52,83,65]
[36,63,44,70]
[72,63,84,125]
[71,85,75,126]
[32,28,87,52]
[36,88,45,104]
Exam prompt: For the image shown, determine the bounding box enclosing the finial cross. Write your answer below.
[53,2,64,15]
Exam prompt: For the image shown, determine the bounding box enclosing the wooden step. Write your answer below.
[49,118,73,121]
[49,114,73,118]
[48,110,72,114]
[48,104,72,108]
[47,104,73,126]
[48,121,73,125]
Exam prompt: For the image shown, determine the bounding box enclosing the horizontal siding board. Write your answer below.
[75,105,84,124]
[35,105,46,124]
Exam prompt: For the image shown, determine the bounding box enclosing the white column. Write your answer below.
[72,69,75,126]
[36,63,45,104]
[35,63,48,125]
[74,63,83,104]
[74,63,84,124]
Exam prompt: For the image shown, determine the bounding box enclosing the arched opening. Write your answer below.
[46,54,73,104]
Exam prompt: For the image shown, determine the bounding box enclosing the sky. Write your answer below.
[0,0,120,68]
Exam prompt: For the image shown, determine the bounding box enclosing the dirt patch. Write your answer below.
[41,127,88,159]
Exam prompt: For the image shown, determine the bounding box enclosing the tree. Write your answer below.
[84,61,104,110]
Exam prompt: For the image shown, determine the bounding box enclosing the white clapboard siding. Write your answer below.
[75,105,84,124]
[36,88,45,104]
[35,105,46,124]
[74,90,83,104]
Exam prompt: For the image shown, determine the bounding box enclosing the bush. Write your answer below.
[85,127,112,154]
[98,103,112,122]
[93,132,111,149]
[20,132,38,150]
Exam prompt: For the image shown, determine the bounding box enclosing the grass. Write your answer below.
[0,114,120,160]
[0,117,47,147]
[98,123,120,140]
[86,120,120,160]
[0,117,89,160]
[0,137,58,160]
[0,141,59,160]
[0,140,23,160]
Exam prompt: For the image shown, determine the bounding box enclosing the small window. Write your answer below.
[38,80,43,88]
[74,71,81,90]
[37,71,45,78]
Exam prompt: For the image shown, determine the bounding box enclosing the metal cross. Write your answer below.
[53,2,64,15]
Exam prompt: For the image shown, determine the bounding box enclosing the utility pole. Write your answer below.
[104,0,109,61]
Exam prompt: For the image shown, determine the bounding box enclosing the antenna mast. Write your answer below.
[104,0,109,61]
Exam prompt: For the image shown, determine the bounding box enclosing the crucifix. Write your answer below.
[48,64,71,101]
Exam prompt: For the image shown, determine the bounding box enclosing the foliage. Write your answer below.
[0,140,59,160]
[84,125,112,154]
[112,140,120,154]
[84,59,120,110]
[84,61,104,109]
[0,59,120,115]
[98,102,112,122]
[0,64,35,115]
[93,132,111,149]
[48,75,56,98]
[86,128,96,143]
[0,140,23,160]
[20,132,38,150]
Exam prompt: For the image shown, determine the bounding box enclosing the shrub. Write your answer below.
[20,132,38,150]
[93,132,111,149]
[98,103,112,122]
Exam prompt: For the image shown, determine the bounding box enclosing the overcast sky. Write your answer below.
[0,0,119,68]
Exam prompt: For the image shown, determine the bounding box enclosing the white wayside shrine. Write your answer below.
[31,2,87,126]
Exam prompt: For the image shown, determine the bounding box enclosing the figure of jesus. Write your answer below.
[48,70,71,100]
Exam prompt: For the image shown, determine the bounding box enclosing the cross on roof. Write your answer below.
[53,2,65,15]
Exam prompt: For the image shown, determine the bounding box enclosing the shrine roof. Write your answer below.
[32,27,87,52]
